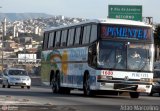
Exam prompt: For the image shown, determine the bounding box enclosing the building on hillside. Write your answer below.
[3,40,18,50]
[2,18,7,37]
[19,36,32,44]
[34,26,43,36]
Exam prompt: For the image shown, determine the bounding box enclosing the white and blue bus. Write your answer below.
[41,19,154,98]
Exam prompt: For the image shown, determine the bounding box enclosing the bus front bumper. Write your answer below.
[96,80,152,93]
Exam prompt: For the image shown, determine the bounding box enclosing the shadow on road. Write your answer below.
[0,85,159,99]
[0,86,135,99]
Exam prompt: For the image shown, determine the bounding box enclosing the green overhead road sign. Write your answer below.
[108,5,142,21]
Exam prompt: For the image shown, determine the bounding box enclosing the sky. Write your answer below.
[0,0,160,23]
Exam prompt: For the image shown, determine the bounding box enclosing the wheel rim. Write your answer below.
[84,75,90,95]
[51,78,59,93]
[7,81,10,88]
[51,79,56,93]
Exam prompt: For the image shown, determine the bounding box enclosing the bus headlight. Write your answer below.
[106,76,113,80]
[140,78,153,82]
[97,75,113,80]
[97,75,106,80]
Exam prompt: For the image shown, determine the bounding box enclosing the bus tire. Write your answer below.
[2,85,5,88]
[51,72,60,93]
[129,92,139,98]
[7,81,11,88]
[148,92,153,96]
[50,70,54,85]
[63,88,71,94]
[66,88,71,94]
[83,73,94,96]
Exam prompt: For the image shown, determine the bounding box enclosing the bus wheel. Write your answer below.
[66,89,71,94]
[83,74,94,96]
[51,74,60,93]
[63,88,71,94]
[129,92,139,98]
[148,92,153,96]
[7,82,11,88]
[2,84,5,88]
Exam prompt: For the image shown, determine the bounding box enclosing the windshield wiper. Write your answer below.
[137,59,148,72]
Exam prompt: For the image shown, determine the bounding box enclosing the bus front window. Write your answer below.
[98,41,126,69]
[98,41,153,71]
[127,43,153,71]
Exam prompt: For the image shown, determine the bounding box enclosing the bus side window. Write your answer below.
[48,32,55,48]
[82,25,91,44]
[90,25,97,43]
[43,33,49,49]
[56,42,60,46]
[67,28,75,46]
[74,27,81,45]
[55,31,61,47]
[61,30,68,46]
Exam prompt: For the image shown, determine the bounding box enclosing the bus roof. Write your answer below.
[45,18,152,32]
[100,19,152,27]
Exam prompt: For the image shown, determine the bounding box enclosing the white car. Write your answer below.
[2,68,31,89]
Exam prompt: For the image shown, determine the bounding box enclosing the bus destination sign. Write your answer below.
[101,25,151,40]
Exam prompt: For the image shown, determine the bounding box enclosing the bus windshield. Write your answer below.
[98,41,153,71]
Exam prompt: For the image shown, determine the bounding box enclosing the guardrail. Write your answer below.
[0,58,41,66]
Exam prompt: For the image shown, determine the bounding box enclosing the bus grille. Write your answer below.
[114,84,138,91]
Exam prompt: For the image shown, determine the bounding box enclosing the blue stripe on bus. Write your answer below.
[62,75,96,86]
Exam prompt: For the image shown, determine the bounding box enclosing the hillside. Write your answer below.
[0,13,53,21]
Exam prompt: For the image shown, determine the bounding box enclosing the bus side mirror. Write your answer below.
[88,44,97,67]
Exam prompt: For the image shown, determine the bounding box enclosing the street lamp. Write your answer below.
[1,21,4,71]
[0,6,3,71]
[1,17,6,71]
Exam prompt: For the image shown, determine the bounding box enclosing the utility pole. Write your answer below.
[0,6,3,71]
[1,18,5,71]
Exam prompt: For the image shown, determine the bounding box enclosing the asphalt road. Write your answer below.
[0,85,159,111]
